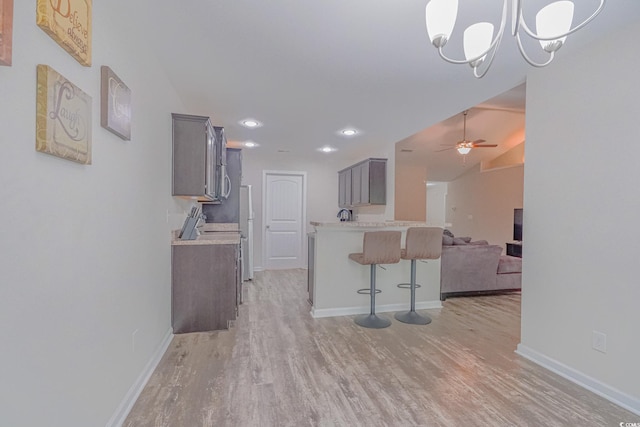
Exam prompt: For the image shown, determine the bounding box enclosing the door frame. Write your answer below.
[262,170,308,270]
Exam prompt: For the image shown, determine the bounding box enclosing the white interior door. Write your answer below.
[263,171,306,270]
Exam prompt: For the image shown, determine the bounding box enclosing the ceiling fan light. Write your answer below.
[456,146,472,155]
[536,1,574,52]
[426,0,459,47]
[464,22,494,66]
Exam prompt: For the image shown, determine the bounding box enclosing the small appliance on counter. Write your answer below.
[337,208,353,222]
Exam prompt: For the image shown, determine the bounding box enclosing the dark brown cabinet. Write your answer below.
[171,243,239,333]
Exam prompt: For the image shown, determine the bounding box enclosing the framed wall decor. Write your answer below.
[0,0,13,66]
[100,66,132,140]
[36,64,92,164]
[36,0,92,66]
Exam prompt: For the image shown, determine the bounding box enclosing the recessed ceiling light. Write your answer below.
[319,146,336,153]
[244,141,258,148]
[240,118,262,128]
[340,128,358,137]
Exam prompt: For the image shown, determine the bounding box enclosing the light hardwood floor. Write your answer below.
[124,269,635,426]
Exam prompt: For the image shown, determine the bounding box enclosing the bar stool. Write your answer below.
[395,227,443,325]
[349,231,402,329]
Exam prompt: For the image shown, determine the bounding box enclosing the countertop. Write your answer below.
[310,220,429,228]
[171,222,240,246]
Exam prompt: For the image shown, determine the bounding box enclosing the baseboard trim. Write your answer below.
[515,344,640,416]
[311,300,442,319]
[106,328,174,427]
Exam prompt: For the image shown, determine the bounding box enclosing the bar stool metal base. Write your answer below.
[394,310,431,325]
[355,313,391,329]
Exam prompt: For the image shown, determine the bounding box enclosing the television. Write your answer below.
[513,208,523,242]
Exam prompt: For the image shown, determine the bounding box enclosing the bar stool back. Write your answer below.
[395,227,443,325]
[349,231,401,328]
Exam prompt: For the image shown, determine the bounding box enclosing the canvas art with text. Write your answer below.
[36,64,92,164]
[36,0,92,66]
[101,66,132,140]
[0,0,13,65]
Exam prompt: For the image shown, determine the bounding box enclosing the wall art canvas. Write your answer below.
[36,0,92,66]
[0,0,13,66]
[36,64,92,164]
[101,66,132,140]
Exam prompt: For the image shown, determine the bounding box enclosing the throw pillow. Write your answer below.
[442,235,454,245]
[452,237,468,245]
[459,236,472,243]
[443,229,454,238]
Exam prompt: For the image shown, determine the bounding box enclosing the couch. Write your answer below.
[440,238,522,300]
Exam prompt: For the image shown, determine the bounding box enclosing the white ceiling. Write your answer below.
[145,0,640,181]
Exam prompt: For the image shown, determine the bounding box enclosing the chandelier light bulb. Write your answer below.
[425,0,459,47]
[536,1,574,52]
[464,22,494,67]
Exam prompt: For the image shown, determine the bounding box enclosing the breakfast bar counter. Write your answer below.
[308,221,442,318]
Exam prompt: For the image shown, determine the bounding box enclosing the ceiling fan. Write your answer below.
[437,110,497,155]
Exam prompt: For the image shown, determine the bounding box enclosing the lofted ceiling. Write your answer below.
[143,0,640,181]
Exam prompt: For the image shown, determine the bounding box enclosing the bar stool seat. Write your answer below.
[395,227,443,325]
[349,231,402,329]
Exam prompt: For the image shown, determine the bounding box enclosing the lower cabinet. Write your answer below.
[172,243,239,333]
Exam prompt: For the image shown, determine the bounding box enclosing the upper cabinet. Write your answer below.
[338,158,386,207]
[213,126,231,201]
[172,114,230,203]
[338,168,352,207]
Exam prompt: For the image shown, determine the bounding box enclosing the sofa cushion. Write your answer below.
[470,240,488,245]
[440,245,503,293]
[453,237,469,245]
[497,255,522,274]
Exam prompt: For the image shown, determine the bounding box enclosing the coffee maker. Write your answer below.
[337,209,352,222]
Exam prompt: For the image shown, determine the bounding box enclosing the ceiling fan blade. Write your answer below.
[435,147,455,152]
[472,139,486,144]
[472,144,498,148]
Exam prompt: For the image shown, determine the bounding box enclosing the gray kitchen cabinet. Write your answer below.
[172,113,219,203]
[338,158,386,207]
[172,243,239,333]
[338,168,352,208]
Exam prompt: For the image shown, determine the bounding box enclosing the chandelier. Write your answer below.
[425,0,606,78]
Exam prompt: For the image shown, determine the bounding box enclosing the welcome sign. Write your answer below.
[36,64,92,164]
[36,0,92,66]
[0,0,13,66]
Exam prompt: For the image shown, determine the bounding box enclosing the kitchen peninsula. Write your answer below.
[308,221,442,318]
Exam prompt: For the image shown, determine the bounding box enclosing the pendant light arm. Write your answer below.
[516,0,606,42]
[515,32,556,67]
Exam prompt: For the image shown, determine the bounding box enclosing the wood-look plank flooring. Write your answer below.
[124,269,635,426]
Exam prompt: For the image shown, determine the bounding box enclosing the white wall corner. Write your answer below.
[515,344,640,416]
[106,329,174,427]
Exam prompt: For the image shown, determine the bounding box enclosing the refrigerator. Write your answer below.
[239,185,254,281]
